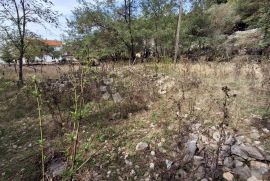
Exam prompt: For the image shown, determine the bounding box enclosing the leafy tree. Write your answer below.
[24,39,44,63]
[0,0,59,85]
[207,2,240,35]
[0,43,15,65]
[141,0,176,59]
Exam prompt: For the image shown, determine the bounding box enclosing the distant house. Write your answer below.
[42,40,62,51]
[41,40,63,63]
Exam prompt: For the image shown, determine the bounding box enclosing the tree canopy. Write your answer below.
[64,0,270,62]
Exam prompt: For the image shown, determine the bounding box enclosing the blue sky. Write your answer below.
[30,0,191,41]
[28,0,80,40]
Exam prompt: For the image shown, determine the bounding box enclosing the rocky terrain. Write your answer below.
[0,62,269,180]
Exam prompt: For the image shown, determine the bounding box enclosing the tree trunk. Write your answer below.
[174,0,183,63]
[130,37,136,64]
[18,55,23,85]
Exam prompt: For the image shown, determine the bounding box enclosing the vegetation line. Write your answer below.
[34,78,45,181]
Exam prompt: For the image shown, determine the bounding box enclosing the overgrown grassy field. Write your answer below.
[0,61,269,180]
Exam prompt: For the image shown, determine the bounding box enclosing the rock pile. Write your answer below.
[100,77,123,103]
[177,123,270,181]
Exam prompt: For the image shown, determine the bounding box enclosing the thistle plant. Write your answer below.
[65,64,91,179]
[32,76,45,181]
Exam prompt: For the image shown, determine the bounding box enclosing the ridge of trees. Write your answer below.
[65,0,270,62]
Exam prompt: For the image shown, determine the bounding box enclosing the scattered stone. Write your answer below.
[158,89,167,95]
[213,131,221,142]
[200,135,208,143]
[112,93,122,103]
[233,165,251,180]
[225,135,235,145]
[223,172,234,181]
[46,158,67,178]
[247,176,259,181]
[157,142,163,147]
[221,145,231,152]
[107,170,111,177]
[193,156,204,166]
[185,139,197,156]
[234,160,244,167]
[158,147,167,153]
[130,169,135,176]
[103,78,113,85]
[176,169,187,179]
[250,129,260,140]
[150,151,155,156]
[149,162,155,169]
[250,161,269,179]
[100,86,107,92]
[262,128,270,133]
[231,145,265,160]
[12,145,17,149]
[165,159,173,169]
[135,142,148,151]
[111,112,121,120]
[224,157,233,168]
[204,120,211,124]
[201,179,208,181]
[102,92,110,100]
[125,159,133,166]
[193,123,201,131]
[209,143,218,150]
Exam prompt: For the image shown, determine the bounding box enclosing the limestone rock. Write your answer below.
[112,93,122,103]
[46,158,67,178]
[193,156,204,166]
[103,78,113,85]
[250,129,260,140]
[102,92,110,100]
[234,160,244,167]
[233,165,251,180]
[231,145,265,160]
[176,169,187,180]
[149,162,155,169]
[136,142,148,151]
[250,161,269,179]
[185,140,197,156]
[165,159,173,169]
[213,131,221,142]
[100,86,107,92]
[223,172,234,181]
[247,176,259,181]
[224,157,233,168]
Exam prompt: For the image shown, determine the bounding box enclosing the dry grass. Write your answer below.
[0,64,79,80]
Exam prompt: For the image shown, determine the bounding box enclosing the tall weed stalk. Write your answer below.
[32,76,45,181]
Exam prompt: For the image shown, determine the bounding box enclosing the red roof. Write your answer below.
[42,40,62,47]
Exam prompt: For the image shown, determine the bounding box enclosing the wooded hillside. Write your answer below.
[65,0,270,63]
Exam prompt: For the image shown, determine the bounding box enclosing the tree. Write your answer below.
[0,0,59,85]
[174,0,183,63]
[24,38,44,63]
[140,0,176,59]
[0,43,15,66]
